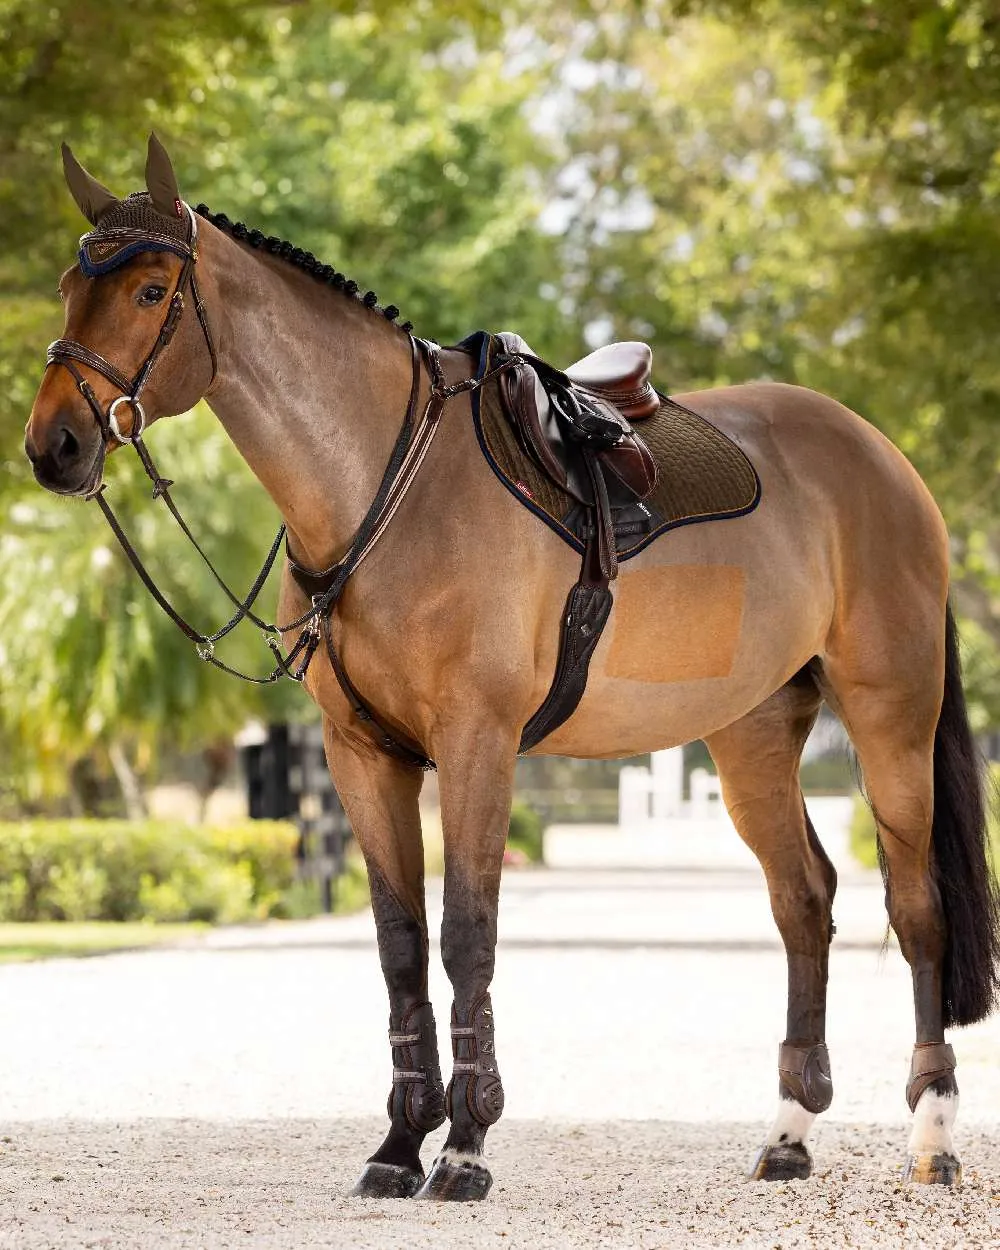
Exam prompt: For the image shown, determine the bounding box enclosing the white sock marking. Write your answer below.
[765,1098,817,1147]
[908,1089,958,1157]
[437,1148,486,1168]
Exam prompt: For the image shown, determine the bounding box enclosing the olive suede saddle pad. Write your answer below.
[459,331,762,561]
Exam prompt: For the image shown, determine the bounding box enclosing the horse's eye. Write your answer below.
[137,284,167,307]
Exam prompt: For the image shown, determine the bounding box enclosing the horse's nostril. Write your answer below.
[55,425,80,467]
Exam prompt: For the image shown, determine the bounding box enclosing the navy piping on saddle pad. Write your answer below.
[459,330,763,561]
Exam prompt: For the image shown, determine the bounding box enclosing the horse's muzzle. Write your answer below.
[24,416,105,497]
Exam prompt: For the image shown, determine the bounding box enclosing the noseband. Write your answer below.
[47,204,217,450]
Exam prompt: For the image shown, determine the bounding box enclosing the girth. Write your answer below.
[500,330,655,752]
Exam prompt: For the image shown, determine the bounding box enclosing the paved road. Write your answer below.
[0,866,996,1248]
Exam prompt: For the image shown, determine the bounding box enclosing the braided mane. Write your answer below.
[194,204,413,333]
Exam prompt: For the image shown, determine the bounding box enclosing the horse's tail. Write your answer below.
[931,603,1000,1027]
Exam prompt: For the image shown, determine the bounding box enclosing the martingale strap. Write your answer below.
[92,330,445,705]
[43,198,446,713]
[287,338,482,769]
[293,337,619,765]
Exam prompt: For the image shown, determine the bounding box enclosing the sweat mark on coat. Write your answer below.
[606,564,746,683]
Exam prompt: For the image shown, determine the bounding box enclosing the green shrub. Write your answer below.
[849,795,879,870]
[507,803,544,863]
[849,776,1000,870]
[0,819,301,923]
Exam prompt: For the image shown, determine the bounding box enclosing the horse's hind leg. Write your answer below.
[822,603,999,1185]
[324,719,446,1199]
[706,668,836,1181]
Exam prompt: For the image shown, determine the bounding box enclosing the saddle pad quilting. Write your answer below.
[468,338,762,561]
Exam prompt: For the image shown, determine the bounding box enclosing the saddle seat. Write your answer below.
[494,332,659,513]
[498,335,659,423]
[565,342,659,422]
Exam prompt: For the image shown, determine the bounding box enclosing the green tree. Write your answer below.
[0,2,568,808]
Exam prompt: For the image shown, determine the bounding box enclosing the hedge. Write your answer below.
[849,779,1000,871]
[508,803,544,863]
[0,820,301,923]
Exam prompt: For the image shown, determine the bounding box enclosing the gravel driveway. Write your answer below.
[0,865,996,1248]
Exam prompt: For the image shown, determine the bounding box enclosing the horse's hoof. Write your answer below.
[414,1154,493,1202]
[904,1152,962,1186]
[749,1142,813,1181]
[350,1161,424,1199]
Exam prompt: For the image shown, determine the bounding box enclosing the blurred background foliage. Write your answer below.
[3,0,1000,813]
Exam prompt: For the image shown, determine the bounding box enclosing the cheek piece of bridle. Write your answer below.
[43,199,502,769]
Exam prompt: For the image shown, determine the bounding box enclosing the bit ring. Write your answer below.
[108,396,146,443]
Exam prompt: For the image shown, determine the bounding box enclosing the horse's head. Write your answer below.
[25,134,216,495]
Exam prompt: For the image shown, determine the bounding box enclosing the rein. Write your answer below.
[43,206,507,764]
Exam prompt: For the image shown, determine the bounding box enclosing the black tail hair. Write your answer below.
[928,603,1000,1027]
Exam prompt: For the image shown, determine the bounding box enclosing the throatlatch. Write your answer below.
[447,994,504,1126]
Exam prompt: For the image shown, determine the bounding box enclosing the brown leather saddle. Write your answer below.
[455,331,661,750]
[494,332,658,581]
[459,329,759,753]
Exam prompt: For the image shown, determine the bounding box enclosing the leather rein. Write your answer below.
[44,203,500,768]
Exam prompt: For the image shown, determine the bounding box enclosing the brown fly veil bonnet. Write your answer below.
[63,133,195,275]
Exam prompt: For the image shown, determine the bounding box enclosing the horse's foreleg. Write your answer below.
[416,720,516,1202]
[323,719,445,1199]
[706,672,835,1181]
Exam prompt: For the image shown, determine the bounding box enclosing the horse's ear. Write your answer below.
[145,131,183,218]
[62,143,118,225]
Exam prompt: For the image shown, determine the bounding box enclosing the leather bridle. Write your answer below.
[42,202,307,684]
[40,204,503,767]
[47,203,217,452]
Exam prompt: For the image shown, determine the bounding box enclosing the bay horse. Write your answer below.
[24,136,999,1198]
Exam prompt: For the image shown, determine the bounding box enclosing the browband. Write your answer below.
[79,230,194,278]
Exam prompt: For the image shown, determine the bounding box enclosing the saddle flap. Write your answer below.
[560,389,658,501]
[498,361,568,489]
[498,356,658,505]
